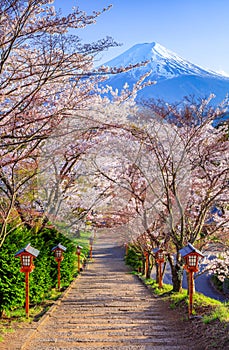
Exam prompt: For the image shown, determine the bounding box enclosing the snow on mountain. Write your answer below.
[101,42,229,105]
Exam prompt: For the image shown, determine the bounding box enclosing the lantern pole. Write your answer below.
[189,270,194,317]
[25,271,30,318]
[179,243,204,319]
[158,261,163,288]
[14,243,40,319]
[153,249,165,289]
[144,251,149,278]
[57,260,61,291]
[78,254,80,272]
[51,243,67,291]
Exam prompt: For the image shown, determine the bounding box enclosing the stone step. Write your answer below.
[26,338,190,350]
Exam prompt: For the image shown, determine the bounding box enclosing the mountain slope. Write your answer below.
[101,42,229,104]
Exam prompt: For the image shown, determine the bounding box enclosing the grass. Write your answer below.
[140,275,229,324]
[3,305,43,322]
[0,285,66,343]
[202,303,229,323]
[139,274,173,295]
[170,289,229,323]
[45,288,62,301]
[1,287,62,322]
[73,229,93,247]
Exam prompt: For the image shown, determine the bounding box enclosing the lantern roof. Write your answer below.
[77,245,83,249]
[179,243,204,258]
[15,243,40,258]
[51,243,67,252]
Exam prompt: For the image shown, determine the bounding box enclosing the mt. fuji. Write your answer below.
[101,42,229,105]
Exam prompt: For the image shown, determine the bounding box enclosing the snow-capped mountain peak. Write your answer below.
[101,41,229,105]
[104,42,224,80]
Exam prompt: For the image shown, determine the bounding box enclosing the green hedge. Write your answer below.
[0,226,77,315]
[125,246,142,271]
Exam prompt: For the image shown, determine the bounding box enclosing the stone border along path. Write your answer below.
[19,232,201,350]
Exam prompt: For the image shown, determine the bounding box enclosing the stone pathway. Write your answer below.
[19,233,200,350]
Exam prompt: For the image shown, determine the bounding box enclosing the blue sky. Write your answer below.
[54,0,229,75]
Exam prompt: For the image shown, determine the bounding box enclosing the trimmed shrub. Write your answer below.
[125,246,142,271]
[0,226,77,315]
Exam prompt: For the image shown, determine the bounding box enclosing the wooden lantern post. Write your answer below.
[152,248,165,288]
[179,243,204,318]
[15,244,40,318]
[51,243,67,291]
[77,245,83,273]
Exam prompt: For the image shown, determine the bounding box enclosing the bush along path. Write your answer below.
[0,227,78,318]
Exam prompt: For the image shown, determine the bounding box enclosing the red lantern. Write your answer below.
[157,251,165,263]
[179,243,204,317]
[52,243,66,261]
[180,243,204,273]
[51,243,67,290]
[15,244,40,317]
[185,254,198,272]
[152,248,165,288]
[77,245,83,255]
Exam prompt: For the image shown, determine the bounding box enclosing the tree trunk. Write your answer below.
[167,253,183,292]
[154,261,167,287]
[141,255,145,275]
[155,263,159,284]
[75,229,81,238]
[144,252,151,279]
[14,198,33,230]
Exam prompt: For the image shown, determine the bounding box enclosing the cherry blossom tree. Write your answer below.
[25,92,228,293]
[131,98,229,291]
[0,0,151,247]
[73,97,228,292]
